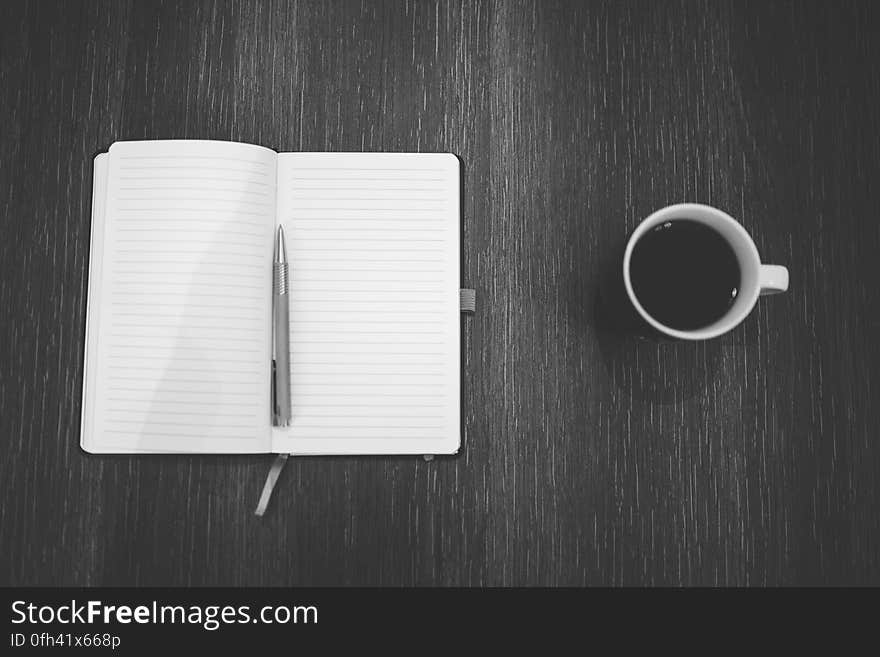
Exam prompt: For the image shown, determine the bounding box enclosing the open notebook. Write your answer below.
[82,140,461,456]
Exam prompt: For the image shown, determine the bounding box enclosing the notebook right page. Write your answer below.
[273,153,460,455]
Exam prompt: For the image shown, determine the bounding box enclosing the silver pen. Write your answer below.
[273,225,291,426]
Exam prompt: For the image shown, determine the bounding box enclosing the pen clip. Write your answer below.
[271,358,278,426]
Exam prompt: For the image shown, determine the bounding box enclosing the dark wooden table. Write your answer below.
[1,0,878,586]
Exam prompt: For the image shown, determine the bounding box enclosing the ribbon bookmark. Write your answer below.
[254,453,289,516]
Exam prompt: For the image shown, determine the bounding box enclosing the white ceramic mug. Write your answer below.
[623,203,789,340]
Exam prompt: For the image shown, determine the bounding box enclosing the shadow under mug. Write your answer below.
[623,203,789,340]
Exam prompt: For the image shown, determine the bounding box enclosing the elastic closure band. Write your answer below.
[460,288,476,313]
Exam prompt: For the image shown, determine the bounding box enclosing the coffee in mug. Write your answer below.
[623,204,788,340]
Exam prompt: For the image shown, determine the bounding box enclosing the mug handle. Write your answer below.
[759,265,789,295]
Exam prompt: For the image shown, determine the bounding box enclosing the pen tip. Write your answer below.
[274,225,287,262]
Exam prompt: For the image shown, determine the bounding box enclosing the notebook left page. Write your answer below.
[82,140,276,453]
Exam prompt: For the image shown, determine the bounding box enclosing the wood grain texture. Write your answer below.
[1,0,878,586]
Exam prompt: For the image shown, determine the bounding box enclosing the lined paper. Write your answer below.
[86,141,275,453]
[272,153,460,455]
